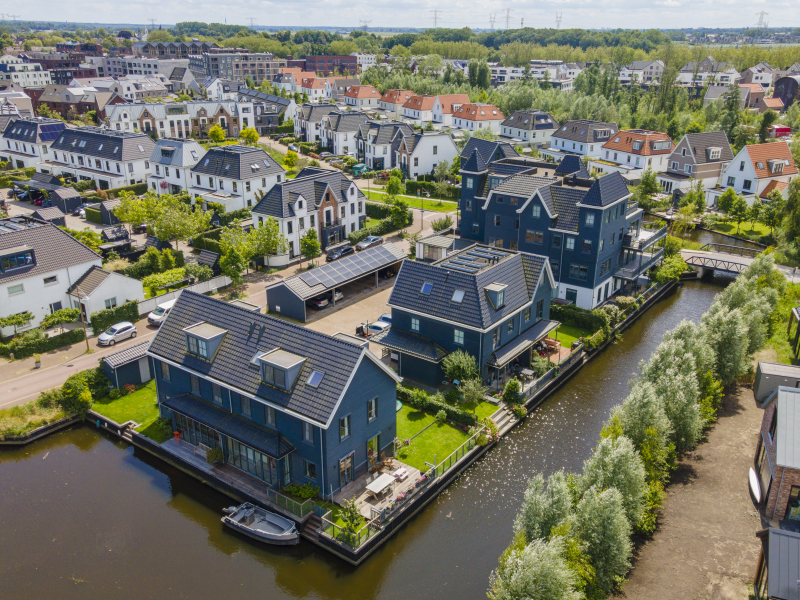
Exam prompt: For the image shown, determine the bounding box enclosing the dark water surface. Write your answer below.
[0,281,724,600]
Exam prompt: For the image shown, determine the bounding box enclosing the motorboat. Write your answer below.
[221,502,299,545]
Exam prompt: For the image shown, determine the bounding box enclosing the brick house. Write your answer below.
[754,386,800,524]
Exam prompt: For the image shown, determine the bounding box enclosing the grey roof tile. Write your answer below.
[50,127,155,162]
[150,138,206,168]
[552,120,618,144]
[104,340,150,368]
[580,171,630,207]
[67,265,112,296]
[191,145,284,180]
[500,110,558,131]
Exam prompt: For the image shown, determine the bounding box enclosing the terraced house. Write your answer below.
[354,120,413,171]
[459,138,665,309]
[0,116,65,169]
[37,127,156,189]
[147,138,206,196]
[147,291,401,496]
[105,100,252,139]
[374,244,557,389]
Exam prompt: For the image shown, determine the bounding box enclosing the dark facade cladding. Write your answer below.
[458,138,654,309]
[305,55,358,76]
[380,244,557,386]
[147,291,399,496]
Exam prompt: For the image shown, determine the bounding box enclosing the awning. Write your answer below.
[370,327,448,363]
[487,319,559,368]
[162,393,294,459]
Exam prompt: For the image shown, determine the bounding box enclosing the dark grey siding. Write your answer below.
[266,283,307,322]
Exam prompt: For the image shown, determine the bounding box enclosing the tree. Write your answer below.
[701,303,749,386]
[574,487,632,595]
[219,245,248,285]
[784,177,800,241]
[386,175,405,197]
[759,110,778,143]
[636,167,660,208]
[680,178,706,215]
[487,536,582,600]
[431,215,453,232]
[433,159,450,183]
[40,308,81,334]
[721,84,742,139]
[250,216,288,268]
[0,311,33,336]
[238,126,259,146]
[184,263,213,282]
[579,436,647,526]
[473,127,499,141]
[208,124,225,144]
[388,197,410,230]
[513,471,572,542]
[729,194,749,233]
[460,378,488,409]
[153,202,211,250]
[441,349,479,382]
[300,229,321,262]
[284,150,298,171]
[747,199,763,232]
[717,187,739,216]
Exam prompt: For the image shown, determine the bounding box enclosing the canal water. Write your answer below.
[644,214,764,250]
[0,280,725,600]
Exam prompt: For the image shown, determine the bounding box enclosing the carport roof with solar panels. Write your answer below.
[265,243,406,322]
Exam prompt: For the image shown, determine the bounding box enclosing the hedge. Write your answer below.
[89,301,141,335]
[218,208,251,226]
[396,384,478,426]
[405,180,457,200]
[365,202,392,220]
[549,303,607,334]
[0,328,85,358]
[105,182,148,198]
[347,210,413,245]
[192,235,223,255]
[84,206,102,224]
[276,124,294,134]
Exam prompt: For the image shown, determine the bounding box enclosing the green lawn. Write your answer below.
[395,420,470,473]
[711,220,770,239]
[364,191,457,213]
[396,404,435,440]
[92,381,158,427]
[552,324,594,349]
[441,395,498,420]
[199,140,240,150]
[767,282,800,365]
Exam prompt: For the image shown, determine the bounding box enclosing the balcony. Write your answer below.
[613,246,664,281]
[321,218,342,230]
[623,223,667,252]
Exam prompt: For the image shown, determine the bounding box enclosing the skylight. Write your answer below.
[203,158,209,166]
[263,159,271,167]
[307,370,324,387]
[452,290,465,303]
[98,143,103,150]
[137,144,144,152]
[191,151,198,160]
[420,282,433,295]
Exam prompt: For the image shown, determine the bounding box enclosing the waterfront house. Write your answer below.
[373,244,558,388]
[709,141,797,206]
[147,137,206,196]
[656,131,734,195]
[188,144,286,212]
[252,166,367,258]
[147,291,401,497]
[459,138,665,308]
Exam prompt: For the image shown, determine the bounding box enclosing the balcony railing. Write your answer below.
[322,218,342,229]
[623,224,667,251]
[614,247,664,280]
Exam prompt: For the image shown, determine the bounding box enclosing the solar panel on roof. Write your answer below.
[447,264,480,274]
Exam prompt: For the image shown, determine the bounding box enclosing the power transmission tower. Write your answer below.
[555,13,562,29]
[7,13,19,21]
[430,10,441,28]
[488,14,496,31]
[359,19,372,32]
[520,18,524,28]
[754,11,769,35]
[147,18,157,29]
[247,17,257,28]
[504,8,513,29]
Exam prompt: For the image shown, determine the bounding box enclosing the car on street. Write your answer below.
[320,152,333,159]
[306,296,330,310]
[326,245,354,262]
[356,235,383,251]
[288,144,299,152]
[147,298,177,327]
[97,322,137,346]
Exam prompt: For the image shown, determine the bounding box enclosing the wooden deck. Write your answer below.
[332,459,421,519]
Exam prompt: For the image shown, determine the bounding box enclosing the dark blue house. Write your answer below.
[458,138,666,309]
[147,291,401,498]
[373,244,558,389]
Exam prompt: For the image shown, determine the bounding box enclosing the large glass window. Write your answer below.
[226,437,277,485]
[340,415,351,441]
[756,439,772,504]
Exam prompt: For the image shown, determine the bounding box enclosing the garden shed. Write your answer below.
[31,206,66,227]
[100,199,121,226]
[102,341,152,389]
[49,188,82,214]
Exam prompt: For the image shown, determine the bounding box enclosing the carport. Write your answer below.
[266,242,405,322]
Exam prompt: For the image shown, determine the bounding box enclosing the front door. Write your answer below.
[339,453,354,488]
[565,288,578,304]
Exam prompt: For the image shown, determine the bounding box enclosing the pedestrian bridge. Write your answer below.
[681,244,797,281]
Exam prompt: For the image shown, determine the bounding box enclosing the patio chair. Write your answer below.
[365,474,373,486]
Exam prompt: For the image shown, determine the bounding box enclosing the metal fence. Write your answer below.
[137,275,232,315]
[320,510,382,550]
[267,488,313,519]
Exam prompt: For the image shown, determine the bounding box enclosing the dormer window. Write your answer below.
[187,335,208,358]
[485,283,507,309]
[183,322,227,360]
[256,348,306,391]
[708,147,720,160]
[769,159,784,174]
[0,247,34,271]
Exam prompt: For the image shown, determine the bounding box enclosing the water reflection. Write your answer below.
[0,281,724,600]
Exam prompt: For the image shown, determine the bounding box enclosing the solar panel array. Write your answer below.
[298,245,398,290]
[39,123,65,142]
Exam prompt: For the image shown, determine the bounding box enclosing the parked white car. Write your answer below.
[148,298,177,327]
[97,322,137,346]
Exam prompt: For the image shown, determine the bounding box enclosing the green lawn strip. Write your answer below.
[0,402,67,438]
[711,220,770,239]
[396,404,435,440]
[767,282,800,365]
[364,191,457,213]
[552,324,594,349]
[441,396,497,420]
[395,421,469,473]
[92,381,158,427]
[200,140,240,150]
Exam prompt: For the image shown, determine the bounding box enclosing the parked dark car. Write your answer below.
[356,235,384,251]
[326,245,354,262]
[306,296,330,310]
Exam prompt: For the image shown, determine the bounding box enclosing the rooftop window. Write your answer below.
[307,370,324,387]
[452,290,465,303]
[420,282,433,295]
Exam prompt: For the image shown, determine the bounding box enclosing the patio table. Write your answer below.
[366,473,395,498]
[520,368,535,380]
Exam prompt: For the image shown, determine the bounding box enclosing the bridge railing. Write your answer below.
[698,243,761,259]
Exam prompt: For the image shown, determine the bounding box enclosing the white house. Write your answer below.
[67,265,145,324]
[147,138,206,195]
[451,103,505,133]
[351,53,377,71]
[294,103,340,143]
[252,167,367,258]
[189,144,286,211]
[198,77,240,101]
[343,85,380,108]
[105,100,253,139]
[355,120,413,171]
[590,129,674,175]
[499,110,558,148]
[395,131,459,180]
[378,89,413,118]
[0,117,66,169]
[546,120,618,159]
[401,95,435,123]
[709,141,798,206]
[0,216,101,337]
[0,55,51,87]
[319,111,370,156]
[431,94,470,126]
[38,127,156,190]
[299,77,328,101]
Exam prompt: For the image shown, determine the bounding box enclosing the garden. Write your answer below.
[91,380,159,430]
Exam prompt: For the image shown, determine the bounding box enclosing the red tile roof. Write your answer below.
[764,97,785,108]
[601,129,673,155]
[452,103,504,121]
[380,89,413,105]
[436,94,470,114]
[402,95,435,111]
[344,85,379,99]
[739,82,765,94]
[747,141,798,178]
[300,77,326,89]
[760,180,788,198]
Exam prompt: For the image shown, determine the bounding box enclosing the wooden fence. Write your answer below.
[137,275,232,315]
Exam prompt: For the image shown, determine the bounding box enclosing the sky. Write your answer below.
[20,0,797,31]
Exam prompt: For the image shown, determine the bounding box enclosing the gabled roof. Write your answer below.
[435,94,470,114]
[580,171,631,207]
[402,95,436,111]
[764,97,785,109]
[67,265,114,297]
[601,129,673,155]
[147,290,394,425]
[298,103,339,123]
[344,85,379,99]
[380,89,414,105]
[552,120,617,143]
[30,206,65,222]
[492,172,556,198]
[452,103,504,122]
[252,167,364,219]
[501,110,558,131]
[1,117,65,143]
[388,246,551,330]
[461,148,487,172]
[0,217,99,284]
[104,340,150,368]
[459,137,518,165]
[149,137,205,167]
[761,180,788,198]
[191,145,284,180]
[745,141,798,179]
[324,111,370,133]
[538,185,588,231]
[50,127,155,162]
[555,154,590,178]
[676,131,734,165]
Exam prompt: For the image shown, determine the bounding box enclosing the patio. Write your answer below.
[332,458,421,519]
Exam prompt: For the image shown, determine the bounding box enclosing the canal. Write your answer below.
[0,280,725,600]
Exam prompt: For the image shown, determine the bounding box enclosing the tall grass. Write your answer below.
[0,400,66,440]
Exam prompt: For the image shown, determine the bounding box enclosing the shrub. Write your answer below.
[599,304,624,327]
[396,384,478,425]
[89,301,140,336]
[365,202,392,220]
[512,405,527,419]
[550,303,607,333]
[651,254,688,283]
[109,389,122,399]
[206,446,224,463]
[347,212,413,245]
[442,349,479,383]
[435,409,447,423]
[503,377,522,405]
[444,387,460,403]
[84,206,102,223]
[283,482,320,500]
[530,354,554,377]
[614,296,638,313]
[513,471,572,542]
[0,327,85,358]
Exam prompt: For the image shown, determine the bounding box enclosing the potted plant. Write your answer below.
[33,353,41,369]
